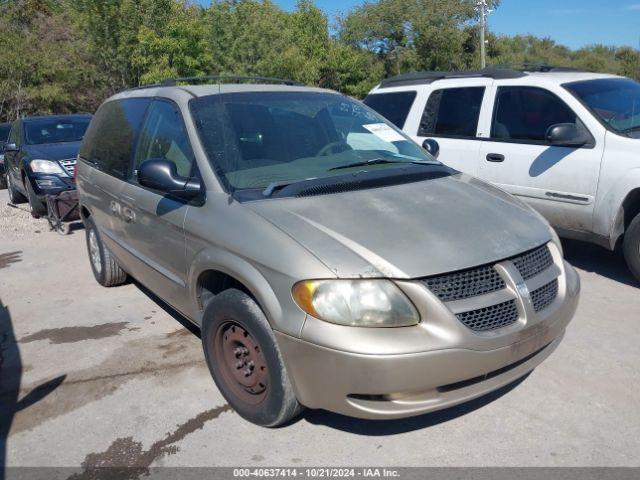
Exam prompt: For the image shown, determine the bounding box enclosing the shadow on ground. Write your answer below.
[561,239,638,288]
[0,301,65,470]
[133,281,201,338]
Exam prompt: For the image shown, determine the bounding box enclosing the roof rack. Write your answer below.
[161,75,303,87]
[124,75,303,92]
[379,68,526,88]
[501,63,582,73]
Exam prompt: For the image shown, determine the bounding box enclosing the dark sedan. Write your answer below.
[4,114,91,217]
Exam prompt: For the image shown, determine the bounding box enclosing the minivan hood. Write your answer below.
[246,174,552,279]
[26,142,81,161]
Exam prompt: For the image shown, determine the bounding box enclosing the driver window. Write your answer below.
[134,100,194,178]
[491,87,578,142]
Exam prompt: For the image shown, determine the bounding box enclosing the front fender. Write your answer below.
[594,168,640,247]
[186,248,307,337]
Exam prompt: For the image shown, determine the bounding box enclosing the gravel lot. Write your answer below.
[1,187,640,470]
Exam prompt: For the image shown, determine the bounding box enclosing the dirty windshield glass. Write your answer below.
[190,92,436,191]
[565,78,640,137]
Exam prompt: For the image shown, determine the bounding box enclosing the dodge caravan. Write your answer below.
[77,78,580,426]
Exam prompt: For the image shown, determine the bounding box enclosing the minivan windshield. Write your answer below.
[25,117,91,145]
[565,78,640,137]
[190,92,438,193]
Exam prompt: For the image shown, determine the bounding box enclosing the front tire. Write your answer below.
[84,217,128,287]
[6,174,26,204]
[202,289,303,427]
[623,213,640,283]
[24,177,46,218]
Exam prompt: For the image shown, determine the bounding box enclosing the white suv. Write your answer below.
[365,68,640,282]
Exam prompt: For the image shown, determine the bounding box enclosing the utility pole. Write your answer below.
[476,1,492,69]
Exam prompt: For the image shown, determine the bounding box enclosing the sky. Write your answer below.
[234,0,640,50]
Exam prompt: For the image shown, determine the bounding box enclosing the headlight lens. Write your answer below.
[30,159,65,175]
[292,279,420,327]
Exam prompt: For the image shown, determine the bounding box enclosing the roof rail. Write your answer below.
[379,67,526,88]
[160,75,303,87]
[494,63,582,73]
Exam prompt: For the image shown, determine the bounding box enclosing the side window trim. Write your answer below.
[418,86,486,140]
[489,85,595,149]
[131,97,198,190]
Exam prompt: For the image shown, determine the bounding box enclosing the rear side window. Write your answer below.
[418,87,485,138]
[363,91,417,128]
[80,98,151,179]
[491,87,578,142]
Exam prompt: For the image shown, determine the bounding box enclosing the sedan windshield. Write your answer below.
[190,91,437,192]
[565,78,640,136]
[25,117,91,145]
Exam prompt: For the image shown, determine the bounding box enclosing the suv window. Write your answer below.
[134,100,194,178]
[363,91,417,129]
[0,124,11,143]
[80,98,150,179]
[418,87,485,138]
[491,87,578,142]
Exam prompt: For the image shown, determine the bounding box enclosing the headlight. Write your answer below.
[292,279,420,327]
[30,159,66,175]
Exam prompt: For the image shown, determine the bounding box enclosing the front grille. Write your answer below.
[421,265,505,302]
[511,245,553,280]
[456,300,519,332]
[59,159,76,177]
[531,279,559,312]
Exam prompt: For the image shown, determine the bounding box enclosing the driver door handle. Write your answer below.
[486,153,505,163]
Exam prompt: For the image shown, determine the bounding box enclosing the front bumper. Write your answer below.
[29,174,75,198]
[277,254,580,419]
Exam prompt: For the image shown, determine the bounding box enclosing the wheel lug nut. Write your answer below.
[235,360,245,369]
[244,368,252,377]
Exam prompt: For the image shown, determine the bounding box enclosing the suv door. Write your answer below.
[120,99,198,314]
[408,80,492,175]
[478,85,604,232]
[4,121,24,194]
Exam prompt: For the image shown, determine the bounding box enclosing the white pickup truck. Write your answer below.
[365,68,640,281]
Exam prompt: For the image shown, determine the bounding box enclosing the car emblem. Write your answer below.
[516,282,530,299]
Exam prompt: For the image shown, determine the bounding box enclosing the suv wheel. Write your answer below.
[24,177,46,218]
[202,289,303,427]
[623,213,640,283]
[6,174,26,204]
[85,217,128,287]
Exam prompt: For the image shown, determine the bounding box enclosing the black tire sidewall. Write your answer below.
[202,289,298,427]
[84,217,107,285]
[24,177,45,217]
[623,214,640,282]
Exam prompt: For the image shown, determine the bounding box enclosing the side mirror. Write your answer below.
[138,159,201,200]
[4,143,18,152]
[545,123,590,148]
[422,138,440,159]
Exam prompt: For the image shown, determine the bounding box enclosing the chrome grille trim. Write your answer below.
[59,158,76,177]
[531,279,559,312]
[456,300,519,332]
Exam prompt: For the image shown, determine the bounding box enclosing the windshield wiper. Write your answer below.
[328,158,436,172]
[262,178,317,197]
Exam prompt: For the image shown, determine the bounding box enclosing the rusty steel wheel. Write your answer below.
[214,321,269,405]
[202,289,303,426]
